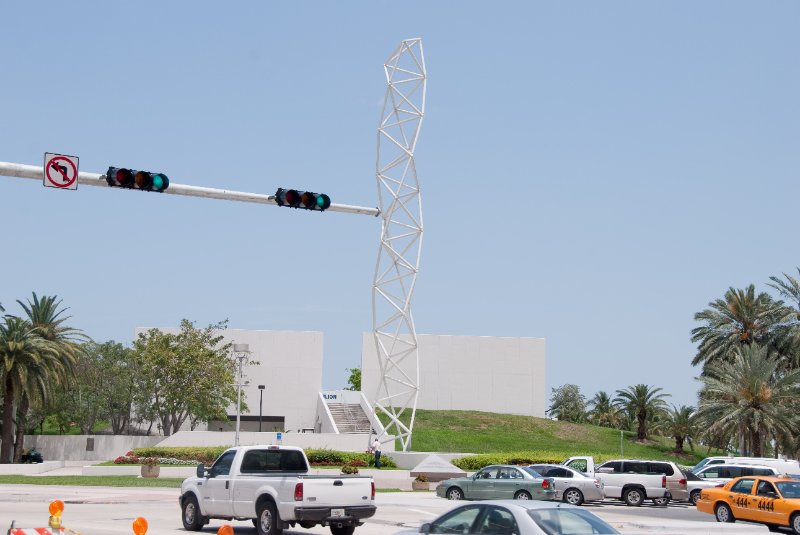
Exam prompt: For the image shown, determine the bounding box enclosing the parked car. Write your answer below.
[684,469,724,506]
[562,456,672,506]
[696,475,800,533]
[694,463,779,483]
[526,464,604,505]
[595,458,688,504]
[691,456,800,475]
[396,500,619,535]
[435,465,556,501]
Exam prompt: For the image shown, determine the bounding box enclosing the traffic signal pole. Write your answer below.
[0,161,380,217]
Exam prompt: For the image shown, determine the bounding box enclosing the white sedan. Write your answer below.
[396,500,619,535]
[527,464,605,505]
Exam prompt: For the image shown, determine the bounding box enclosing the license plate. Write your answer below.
[331,509,345,518]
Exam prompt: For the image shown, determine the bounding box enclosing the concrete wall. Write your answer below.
[23,435,162,462]
[362,333,546,417]
[135,327,324,431]
[19,432,394,461]
[154,431,394,452]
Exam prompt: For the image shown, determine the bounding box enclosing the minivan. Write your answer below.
[690,456,799,475]
[694,463,779,481]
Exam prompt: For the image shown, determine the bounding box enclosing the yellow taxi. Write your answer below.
[696,474,800,533]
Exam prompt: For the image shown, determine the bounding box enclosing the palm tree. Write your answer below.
[613,384,670,441]
[692,285,787,372]
[587,391,620,428]
[0,316,59,463]
[695,343,800,457]
[658,405,696,453]
[13,293,86,461]
[768,269,800,369]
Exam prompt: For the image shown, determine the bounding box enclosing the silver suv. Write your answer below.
[595,459,688,503]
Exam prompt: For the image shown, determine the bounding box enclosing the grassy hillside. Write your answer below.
[402,409,715,465]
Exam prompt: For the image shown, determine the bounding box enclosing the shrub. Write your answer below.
[113,453,140,465]
[141,457,160,466]
[341,465,359,475]
[132,446,227,465]
[415,474,428,482]
[305,448,396,469]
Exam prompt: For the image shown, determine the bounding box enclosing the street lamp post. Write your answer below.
[258,385,265,432]
[232,343,251,447]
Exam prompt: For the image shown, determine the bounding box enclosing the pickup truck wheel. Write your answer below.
[181,495,204,531]
[446,487,464,500]
[623,488,644,507]
[330,527,355,535]
[563,488,584,506]
[715,503,735,523]
[256,501,283,535]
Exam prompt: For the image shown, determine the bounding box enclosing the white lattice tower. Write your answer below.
[372,39,426,452]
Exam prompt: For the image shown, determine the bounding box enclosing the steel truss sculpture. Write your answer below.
[372,39,426,452]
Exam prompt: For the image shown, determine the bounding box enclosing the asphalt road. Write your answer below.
[0,486,769,535]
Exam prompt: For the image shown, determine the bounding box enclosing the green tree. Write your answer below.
[14,293,86,460]
[658,405,696,454]
[0,316,59,463]
[613,384,669,441]
[692,285,787,372]
[587,391,620,428]
[695,344,800,457]
[345,367,361,391]
[133,320,238,436]
[768,268,800,369]
[546,384,587,423]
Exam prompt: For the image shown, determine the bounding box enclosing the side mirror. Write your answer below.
[419,523,431,534]
[196,464,207,478]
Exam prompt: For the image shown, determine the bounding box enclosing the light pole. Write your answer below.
[258,385,265,432]
[232,343,250,446]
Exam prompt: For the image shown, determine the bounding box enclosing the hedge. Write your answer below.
[129,446,396,468]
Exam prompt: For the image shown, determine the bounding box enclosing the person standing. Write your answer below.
[372,437,381,469]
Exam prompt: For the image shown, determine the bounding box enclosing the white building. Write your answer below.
[134,328,546,433]
[361,333,546,417]
[134,328,324,433]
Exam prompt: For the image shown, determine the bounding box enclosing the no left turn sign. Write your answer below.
[43,152,79,190]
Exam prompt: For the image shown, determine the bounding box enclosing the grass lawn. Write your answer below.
[0,475,185,487]
[400,409,717,464]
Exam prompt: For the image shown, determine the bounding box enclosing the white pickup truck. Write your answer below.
[562,456,670,506]
[179,445,376,535]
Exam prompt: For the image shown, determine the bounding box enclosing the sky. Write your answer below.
[1,2,798,410]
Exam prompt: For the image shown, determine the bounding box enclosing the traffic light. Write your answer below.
[275,188,331,211]
[105,167,169,192]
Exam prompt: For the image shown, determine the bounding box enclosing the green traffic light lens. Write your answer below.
[152,173,169,191]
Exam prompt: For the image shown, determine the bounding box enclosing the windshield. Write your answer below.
[527,508,619,535]
[776,481,800,499]
[691,459,711,473]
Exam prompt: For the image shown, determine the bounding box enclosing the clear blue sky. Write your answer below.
[1,2,798,410]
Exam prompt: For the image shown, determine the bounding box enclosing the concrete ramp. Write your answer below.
[410,454,466,482]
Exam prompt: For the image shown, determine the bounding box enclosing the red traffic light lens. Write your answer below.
[284,189,300,206]
[115,168,133,186]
